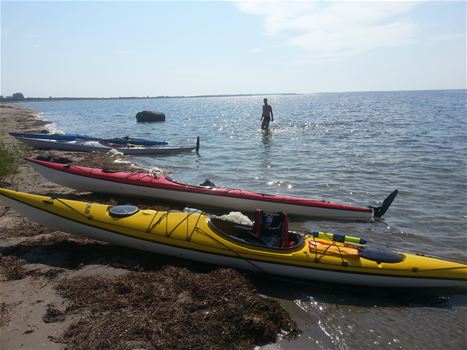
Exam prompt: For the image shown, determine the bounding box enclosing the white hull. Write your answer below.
[30,162,373,221]
[1,194,464,288]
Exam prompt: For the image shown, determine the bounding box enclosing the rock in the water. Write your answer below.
[136,110,165,122]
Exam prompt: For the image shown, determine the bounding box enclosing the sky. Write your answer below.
[1,0,466,97]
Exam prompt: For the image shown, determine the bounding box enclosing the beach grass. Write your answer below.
[0,140,27,181]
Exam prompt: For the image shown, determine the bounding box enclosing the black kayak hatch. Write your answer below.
[109,205,139,218]
[359,245,404,263]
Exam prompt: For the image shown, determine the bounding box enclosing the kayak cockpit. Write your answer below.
[208,210,304,250]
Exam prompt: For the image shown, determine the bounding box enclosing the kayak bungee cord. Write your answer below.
[145,210,163,233]
[46,196,92,220]
[186,213,203,241]
[51,195,202,244]
[141,209,267,273]
[144,209,203,240]
[132,206,269,274]
[309,235,348,266]
[163,210,202,239]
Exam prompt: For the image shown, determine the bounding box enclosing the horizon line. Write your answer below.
[1,89,466,102]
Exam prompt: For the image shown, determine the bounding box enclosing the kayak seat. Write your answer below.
[253,209,290,248]
[208,216,302,249]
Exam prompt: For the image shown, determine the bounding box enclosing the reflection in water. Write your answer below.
[261,128,272,146]
[259,129,273,176]
[253,274,467,350]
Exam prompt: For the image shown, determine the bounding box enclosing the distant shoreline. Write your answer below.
[0,92,300,103]
[2,89,465,103]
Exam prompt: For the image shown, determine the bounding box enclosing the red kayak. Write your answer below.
[25,158,398,221]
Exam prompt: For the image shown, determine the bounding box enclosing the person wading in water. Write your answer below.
[261,98,273,130]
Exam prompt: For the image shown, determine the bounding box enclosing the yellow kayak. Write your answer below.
[0,188,466,288]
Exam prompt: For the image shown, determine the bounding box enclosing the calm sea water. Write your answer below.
[21,90,466,349]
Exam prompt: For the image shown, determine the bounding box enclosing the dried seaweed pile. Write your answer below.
[0,255,62,280]
[1,234,300,349]
[55,267,300,350]
[0,220,55,239]
[0,255,28,280]
[0,190,301,349]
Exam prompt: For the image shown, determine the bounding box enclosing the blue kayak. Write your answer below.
[9,132,167,146]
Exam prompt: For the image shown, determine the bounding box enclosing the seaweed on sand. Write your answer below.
[55,267,300,350]
[42,303,66,323]
[0,220,55,238]
[0,220,301,349]
[0,255,64,281]
[0,256,28,280]
[0,302,12,327]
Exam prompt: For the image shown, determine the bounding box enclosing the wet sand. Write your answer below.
[0,105,299,349]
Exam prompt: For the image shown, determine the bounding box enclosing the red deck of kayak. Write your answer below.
[27,158,372,213]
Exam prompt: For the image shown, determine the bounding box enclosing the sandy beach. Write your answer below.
[0,105,299,350]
